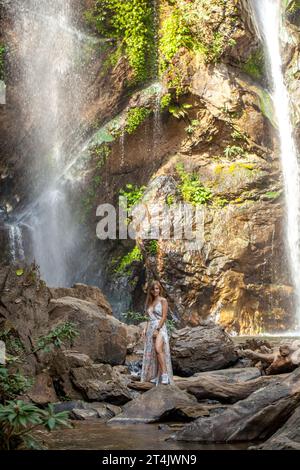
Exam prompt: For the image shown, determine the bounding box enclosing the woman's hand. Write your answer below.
[152,329,159,338]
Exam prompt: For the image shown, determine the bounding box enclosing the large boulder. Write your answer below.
[174,367,300,442]
[48,297,127,365]
[171,323,237,376]
[109,384,199,423]
[50,283,113,316]
[70,363,132,405]
[258,407,300,450]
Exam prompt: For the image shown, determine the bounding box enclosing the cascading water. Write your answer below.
[6,0,90,285]
[251,0,300,328]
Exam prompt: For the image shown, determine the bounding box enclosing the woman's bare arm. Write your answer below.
[157,298,168,330]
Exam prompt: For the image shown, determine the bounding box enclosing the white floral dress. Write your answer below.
[140,300,174,384]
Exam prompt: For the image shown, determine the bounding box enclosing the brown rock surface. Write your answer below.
[48,297,127,365]
[70,363,132,404]
[171,323,237,375]
[174,367,300,442]
[109,384,198,423]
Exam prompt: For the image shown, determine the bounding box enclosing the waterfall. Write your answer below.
[7,0,89,286]
[251,0,300,327]
[8,224,25,262]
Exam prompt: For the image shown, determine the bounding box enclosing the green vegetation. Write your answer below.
[0,401,70,450]
[84,0,155,83]
[121,311,148,325]
[35,322,79,352]
[0,44,5,81]
[285,0,300,14]
[119,183,146,210]
[0,322,78,401]
[145,240,158,256]
[231,129,247,141]
[80,144,111,219]
[258,89,277,128]
[265,191,281,199]
[160,93,172,110]
[124,107,151,134]
[159,7,196,73]
[168,102,192,119]
[223,145,245,159]
[166,194,175,206]
[0,322,78,449]
[0,368,33,401]
[166,319,176,335]
[176,163,212,205]
[213,196,229,208]
[114,245,143,274]
[241,49,264,80]
[185,119,200,135]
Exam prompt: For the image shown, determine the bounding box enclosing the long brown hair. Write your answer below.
[145,280,163,309]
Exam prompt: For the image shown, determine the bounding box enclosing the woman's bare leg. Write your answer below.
[155,333,167,374]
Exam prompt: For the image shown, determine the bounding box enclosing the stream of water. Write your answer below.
[251,0,300,328]
[6,0,88,286]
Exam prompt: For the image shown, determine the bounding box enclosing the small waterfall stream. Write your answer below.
[6,0,90,285]
[251,0,300,327]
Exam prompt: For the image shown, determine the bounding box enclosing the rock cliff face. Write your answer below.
[0,0,298,333]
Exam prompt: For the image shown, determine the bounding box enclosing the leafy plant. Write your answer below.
[34,322,79,352]
[119,183,146,211]
[265,191,281,200]
[145,240,158,256]
[285,0,300,14]
[166,319,176,335]
[223,145,245,158]
[176,163,212,206]
[0,401,71,450]
[114,245,143,275]
[185,119,200,135]
[160,93,172,110]
[231,129,247,141]
[242,48,264,80]
[84,0,155,83]
[121,311,148,325]
[213,196,229,208]
[168,103,192,120]
[159,7,196,73]
[124,107,151,134]
[166,194,175,206]
[0,367,33,401]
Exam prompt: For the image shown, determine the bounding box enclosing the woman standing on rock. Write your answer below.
[141,280,174,385]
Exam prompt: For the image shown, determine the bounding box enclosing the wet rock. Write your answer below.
[48,297,127,365]
[174,367,300,442]
[109,384,198,423]
[171,323,237,376]
[70,364,132,405]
